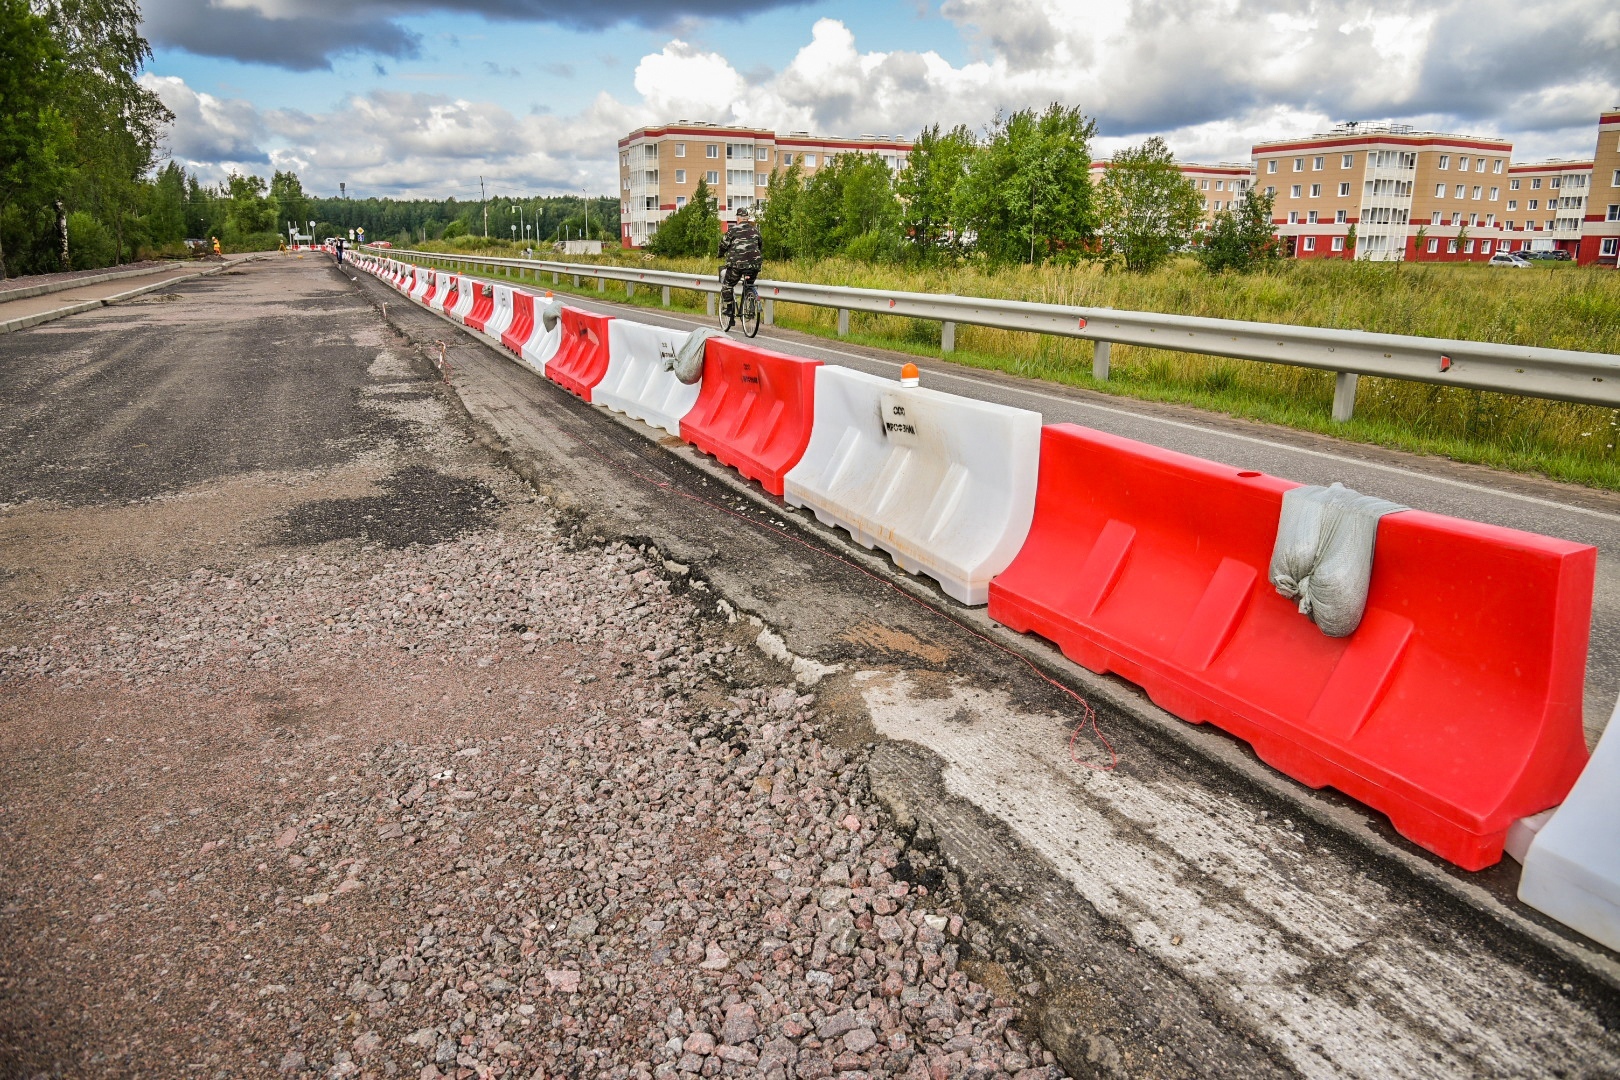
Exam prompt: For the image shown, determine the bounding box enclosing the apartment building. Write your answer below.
[1253,123,1514,261]
[1503,160,1592,258]
[617,123,911,248]
[1583,110,1620,267]
[1088,160,1253,226]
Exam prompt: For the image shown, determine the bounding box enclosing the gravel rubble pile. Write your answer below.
[1,515,1070,1080]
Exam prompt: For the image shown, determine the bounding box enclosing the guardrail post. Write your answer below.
[764,299,775,326]
[626,282,635,299]
[573,274,580,287]
[554,272,560,285]
[706,293,716,317]
[597,276,605,293]
[837,308,850,336]
[1092,340,1111,381]
[661,285,671,307]
[1333,372,1359,423]
[941,321,956,353]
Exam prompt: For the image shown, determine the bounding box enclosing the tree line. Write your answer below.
[648,104,1282,273]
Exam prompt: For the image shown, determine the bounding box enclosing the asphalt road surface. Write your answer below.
[2,256,1616,1080]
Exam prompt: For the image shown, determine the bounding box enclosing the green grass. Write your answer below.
[400,241,1620,491]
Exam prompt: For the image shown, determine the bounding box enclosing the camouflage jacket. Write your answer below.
[720,222,763,269]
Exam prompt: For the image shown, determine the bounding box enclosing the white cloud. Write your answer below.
[148,2,1619,196]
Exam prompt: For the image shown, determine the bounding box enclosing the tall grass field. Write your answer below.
[412,237,1620,491]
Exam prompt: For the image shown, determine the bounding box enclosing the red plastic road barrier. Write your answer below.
[545,307,613,401]
[679,337,820,496]
[439,279,459,313]
[988,424,1595,870]
[502,292,535,355]
[463,282,495,331]
[421,277,437,306]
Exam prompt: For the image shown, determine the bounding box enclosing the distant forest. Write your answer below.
[305,192,621,248]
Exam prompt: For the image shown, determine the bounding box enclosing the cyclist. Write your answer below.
[718,206,762,329]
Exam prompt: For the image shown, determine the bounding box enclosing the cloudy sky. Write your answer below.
[138,0,1620,200]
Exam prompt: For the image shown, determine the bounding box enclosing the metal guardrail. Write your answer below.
[364,246,1620,422]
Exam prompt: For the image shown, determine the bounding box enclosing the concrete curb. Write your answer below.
[0,263,189,302]
[0,262,234,335]
[350,258,1620,993]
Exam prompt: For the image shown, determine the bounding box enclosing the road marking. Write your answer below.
[557,294,1620,527]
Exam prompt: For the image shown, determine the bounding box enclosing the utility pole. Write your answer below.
[583,187,590,243]
[481,176,488,238]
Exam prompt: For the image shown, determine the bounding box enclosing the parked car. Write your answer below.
[1488,252,1531,267]
[1547,250,1572,261]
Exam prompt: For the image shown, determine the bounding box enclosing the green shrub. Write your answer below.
[67,212,115,270]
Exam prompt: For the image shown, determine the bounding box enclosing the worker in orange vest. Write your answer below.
[211,236,221,256]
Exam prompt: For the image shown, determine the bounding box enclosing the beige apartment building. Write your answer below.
[617,123,911,247]
[1584,110,1620,266]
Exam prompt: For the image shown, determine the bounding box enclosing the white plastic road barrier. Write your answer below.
[449,277,478,323]
[430,272,455,312]
[519,311,562,374]
[1518,698,1620,951]
[595,320,701,437]
[410,270,431,303]
[485,284,516,343]
[782,365,1042,606]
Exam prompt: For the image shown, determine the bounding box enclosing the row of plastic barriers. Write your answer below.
[353,253,1614,950]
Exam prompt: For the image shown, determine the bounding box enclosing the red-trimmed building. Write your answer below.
[617,123,911,248]
[1582,110,1620,267]
[1087,160,1253,228]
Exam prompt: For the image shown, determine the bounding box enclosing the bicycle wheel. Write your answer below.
[716,273,732,330]
[741,288,762,338]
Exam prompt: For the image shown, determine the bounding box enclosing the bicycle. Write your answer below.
[718,271,762,338]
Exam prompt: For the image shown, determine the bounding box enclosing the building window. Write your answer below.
[1510,178,1520,190]
[1485,214,1495,226]
[756,173,767,187]
[1608,205,1620,221]
[1294,158,1304,171]
[1455,185,1466,198]
[675,169,686,184]
[1550,176,1562,189]
[804,154,817,166]
[706,145,719,159]
[1458,156,1470,172]
[1308,210,1319,223]
[1309,184,1321,197]
[782,153,794,166]
[1291,185,1302,198]
[1427,238,1439,253]
[1438,155,1449,169]
[1547,219,1555,230]
[675,196,686,208]
[644,196,656,210]
[1215,180,1225,191]
[1476,158,1486,172]
[1469,213,1479,226]
[675,143,686,157]
[1464,240,1475,253]
[1287,211,1299,224]
[1265,185,1276,196]
[1603,238,1619,256]
[1493,159,1503,173]
[757,147,768,161]
[1505,220,1514,230]
[1331,237,1345,251]
[1267,160,1278,174]
[1612,169,1620,186]
[1529,199,1538,210]
[1471,186,1481,199]
[1303,237,1316,251]
[1200,179,1209,189]
[1481,240,1492,253]
[1431,211,1441,224]
[1435,184,1446,197]
[1312,156,1324,170]
[1342,154,1353,168]
[706,171,718,184]
[1488,186,1498,200]
[1335,209,1347,223]
[1530,177,1541,189]
[1507,199,1517,211]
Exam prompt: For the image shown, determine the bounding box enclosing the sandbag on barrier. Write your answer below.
[679,337,819,496]
[782,366,1040,605]
[1519,695,1620,950]
[448,278,478,323]
[463,281,495,331]
[484,285,516,343]
[595,320,700,437]
[502,292,535,355]
[430,273,456,312]
[545,307,613,400]
[987,425,1595,870]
